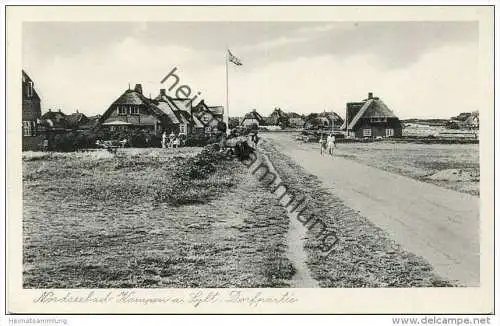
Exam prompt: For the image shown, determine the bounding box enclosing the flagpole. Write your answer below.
[225,49,229,135]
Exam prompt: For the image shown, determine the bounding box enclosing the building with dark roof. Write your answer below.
[193,100,225,134]
[22,70,43,150]
[287,112,305,128]
[98,84,178,135]
[66,111,89,129]
[241,109,265,127]
[41,109,71,131]
[304,111,344,131]
[342,92,402,138]
[269,107,288,126]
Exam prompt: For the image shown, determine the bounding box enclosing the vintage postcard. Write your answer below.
[5,5,495,314]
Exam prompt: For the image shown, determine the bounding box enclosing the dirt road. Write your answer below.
[265,133,479,286]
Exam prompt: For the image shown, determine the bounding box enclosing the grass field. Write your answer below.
[290,139,479,196]
[331,142,479,196]
[23,148,293,288]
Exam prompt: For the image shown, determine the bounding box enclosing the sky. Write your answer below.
[23,21,478,119]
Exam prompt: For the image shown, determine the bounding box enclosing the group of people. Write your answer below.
[161,131,182,149]
[319,133,336,156]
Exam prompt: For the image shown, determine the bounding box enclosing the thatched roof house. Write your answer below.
[304,111,344,130]
[241,109,265,127]
[41,109,71,131]
[98,84,178,135]
[269,107,288,126]
[342,92,402,138]
[193,100,225,133]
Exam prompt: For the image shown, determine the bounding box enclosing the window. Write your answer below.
[130,107,140,115]
[23,121,36,136]
[385,128,394,137]
[26,81,33,98]
[202,114,211,123]
[363,128,372,137]
[118,106,128,115]
[179,124,186,134]
[370,117,387,123]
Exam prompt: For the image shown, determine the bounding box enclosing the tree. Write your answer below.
[228,117,239,129]
[217,121,227,133]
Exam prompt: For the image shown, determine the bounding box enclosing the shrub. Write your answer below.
[154,144,235,206]
[130,132,146,148]
[175,145,228,180]
[185,133,210,147]
[48,132,97,152]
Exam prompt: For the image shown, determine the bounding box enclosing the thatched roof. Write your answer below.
[156,100,181,124]
[155,93,192,125]
[288,112,303,119]
[192,115,204,128]
[305,112,344,129]
[346,99,398,130]
[171,98,192,113]
[318,111,344,123]
[113,90,145,105]
[102,121,132,126]
[99,87,170,125]
[67,112,88,126]
[243,110,264,122]
[208,106,224,116]
[41,110,70,129]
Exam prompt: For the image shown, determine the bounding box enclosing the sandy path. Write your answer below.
[285,202,319,287]
[265,133,479,286]
[257,152,319,288]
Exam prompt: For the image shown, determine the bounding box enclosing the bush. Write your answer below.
[185,133,210,147]
[130,132,146,148]
[95,129,163,148]
[149,134,162,148]
[48,132,97,152]
[154,144,235,206]
[175,145,229,180]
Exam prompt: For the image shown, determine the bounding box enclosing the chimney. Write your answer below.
[76,110,79,114]
[160,89,166,96]
[134,84,143,94]
[368,92,373,99]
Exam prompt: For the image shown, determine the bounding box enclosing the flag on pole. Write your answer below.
[228,49,242,66]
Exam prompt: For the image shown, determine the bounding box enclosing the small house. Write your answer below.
[241,109,265,128]
[288,112,305,128]
[342,92,402,138]
[304,111,343,130]
[465,111,479,129]
[193,100,225,134]
[269,108,288,126]
[41,109,71,132]
[67,111,89,130]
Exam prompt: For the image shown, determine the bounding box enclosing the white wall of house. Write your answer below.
[242,118,260,127]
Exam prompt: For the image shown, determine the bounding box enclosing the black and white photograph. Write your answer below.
[5,4,495,316]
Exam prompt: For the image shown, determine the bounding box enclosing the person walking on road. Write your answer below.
[173,136,181,149]
[169,131,176,148]
[162,131,168,149]
[326,133,335,156]
[319,135,326,156]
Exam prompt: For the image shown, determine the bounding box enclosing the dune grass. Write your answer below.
[23,147,293,288]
